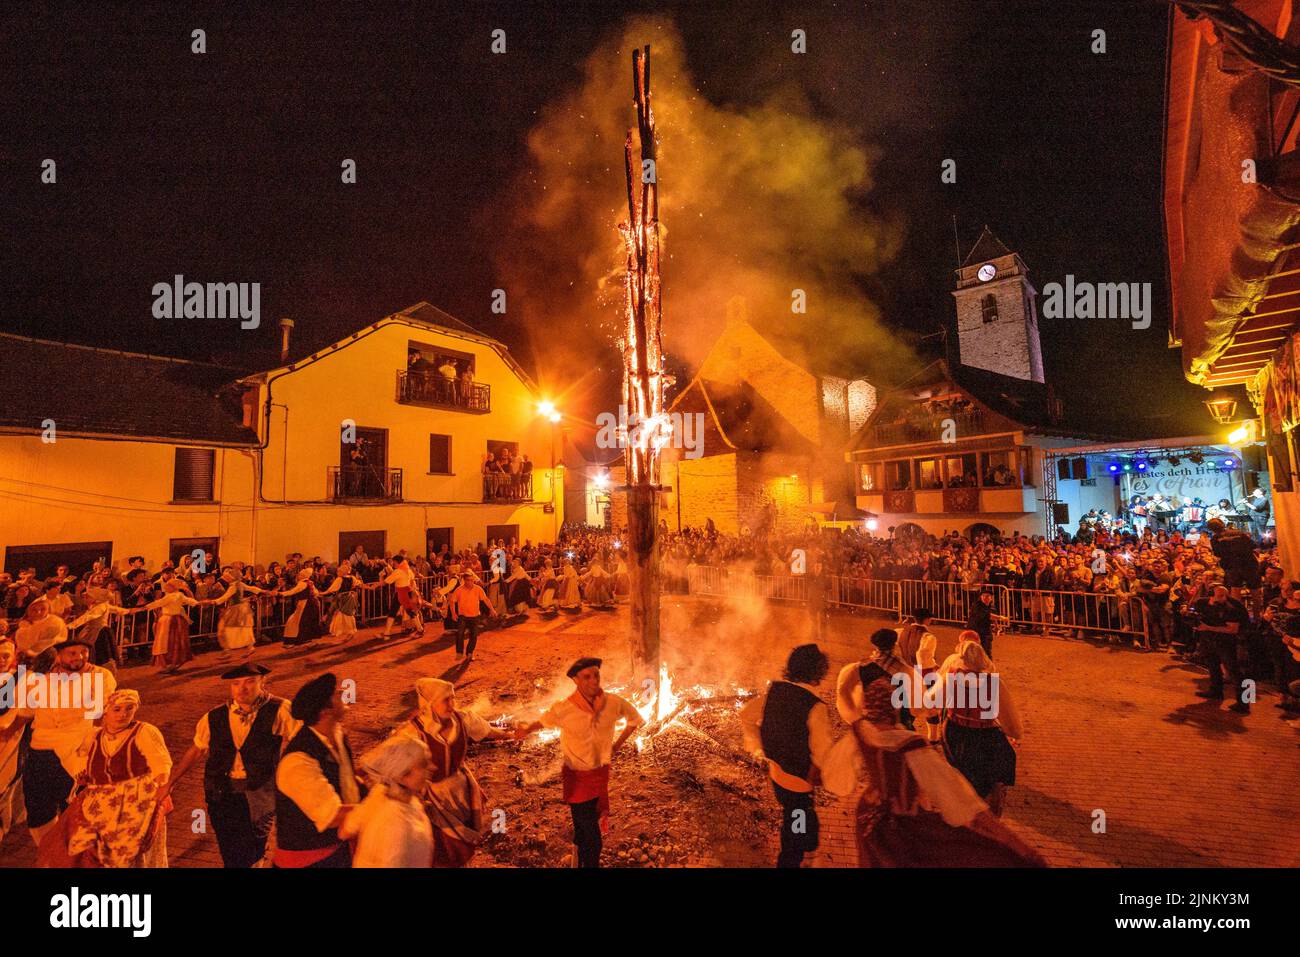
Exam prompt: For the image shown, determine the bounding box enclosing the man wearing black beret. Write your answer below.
[273,673,364,867]
[163,663,296,867]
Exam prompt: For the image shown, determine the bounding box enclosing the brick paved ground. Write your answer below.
[2,598,1296,868]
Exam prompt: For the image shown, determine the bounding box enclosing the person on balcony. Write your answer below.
[437,355,458,403]
[458,364,475,406]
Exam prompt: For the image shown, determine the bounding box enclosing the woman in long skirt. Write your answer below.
[397,678,513,866]
[65,690,172,867]
[556,559,582,612]
[936,636,1022,816]
[141,580,197,674]
[281,569,324,646]
[210,570,267,659]
[842,672,1044,867]
[321,562,363,641]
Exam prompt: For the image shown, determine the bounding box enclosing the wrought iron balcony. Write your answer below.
[396,370,490,413]
[329,466,403,502]
[483,472,532,503]
[872,409,987,446]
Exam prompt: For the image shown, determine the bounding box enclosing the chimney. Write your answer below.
[278,318,295,363]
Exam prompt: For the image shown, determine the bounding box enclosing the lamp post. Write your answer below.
[538,401,562,539]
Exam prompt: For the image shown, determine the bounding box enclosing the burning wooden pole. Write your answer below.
[619,45,668,701]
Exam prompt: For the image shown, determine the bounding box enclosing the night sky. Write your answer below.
[0,1,1207,435]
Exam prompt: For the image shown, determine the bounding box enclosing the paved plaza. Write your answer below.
[2,599,1296,868]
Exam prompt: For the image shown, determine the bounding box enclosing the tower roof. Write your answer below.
[961,225,1012,266]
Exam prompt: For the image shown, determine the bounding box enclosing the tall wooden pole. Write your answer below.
[620,45,665,702]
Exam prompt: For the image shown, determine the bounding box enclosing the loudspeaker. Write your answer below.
[1057,459,1071,481]
[1051,503,1070,525]
[1242,446,1266,474]
[1071,457,1089,480]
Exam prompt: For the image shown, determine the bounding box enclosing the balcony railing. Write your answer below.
[329,466,403,502]
[396,370,490,413]
[872,409,987,446]
[483,472,532,503]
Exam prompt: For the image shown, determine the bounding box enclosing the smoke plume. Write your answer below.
[488,15,910,415]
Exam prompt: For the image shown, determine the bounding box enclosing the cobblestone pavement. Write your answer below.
[2,599,1296,868]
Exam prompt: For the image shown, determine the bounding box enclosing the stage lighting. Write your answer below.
[1135,460,1147,472]
[1189,452,1204,465]
[1220,458,1237,470]
[1122,462,1133,472]
[1167,455,1180,466]
[1107,462,1120,474]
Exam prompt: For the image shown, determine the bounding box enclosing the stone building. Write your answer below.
[625,296,877,534]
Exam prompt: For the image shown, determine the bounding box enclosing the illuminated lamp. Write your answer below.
[1220,458,1238,470]
[1203,394,1238,424]
[1107,463,1120,474]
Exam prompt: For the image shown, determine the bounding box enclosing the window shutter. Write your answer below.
[429,434,451,473]
[174,448,216,501]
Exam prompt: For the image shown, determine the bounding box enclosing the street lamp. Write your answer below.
[1203,393,1238,424]
[538,401,562,538]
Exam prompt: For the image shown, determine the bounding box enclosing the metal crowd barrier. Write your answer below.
[686,567,1150,644]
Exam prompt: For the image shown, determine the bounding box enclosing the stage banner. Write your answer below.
[1123,463,1236,506]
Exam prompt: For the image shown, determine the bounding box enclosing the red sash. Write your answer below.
[561,765,611,833]
[274,844,344,868]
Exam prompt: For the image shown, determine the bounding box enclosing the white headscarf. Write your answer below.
[362,735,429,788]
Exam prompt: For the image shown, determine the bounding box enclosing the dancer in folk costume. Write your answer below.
[163,663,295,868]
[514,658,644,867]
[274,673,364,868]
[65,689,173,867]
[381,557,423,638]
[210,569,269,658]
[611,554,630,603]
[536,561,559,612]
[397,678,513,866]
[321,562,364,641]
[581,560,614,606]
[504,560,533,614]
[18,638,116,848]
[837,661,1045,867]
[281,568,325,646]
[935,636,1022,816]
[556,559,582,612]
[342,735,434,868]
[140,579,198,674]
[741,644,835,868]
[896,608,941,743]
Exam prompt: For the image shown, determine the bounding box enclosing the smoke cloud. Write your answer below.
[489,15,911,415]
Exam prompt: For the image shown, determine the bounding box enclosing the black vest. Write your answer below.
[203,697,286,802]
[759,681,820,781]
[275,727,354,851]
[859,661,914,730]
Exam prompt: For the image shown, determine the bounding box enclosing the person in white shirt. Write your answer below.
[15,636,116,847]
[274,673,363,867]
[343,735,434,868]
[14,599,68,671]
[163,663,297,867]
[513,657,644,867]
[381,558,422,638]
[741,643,835,868]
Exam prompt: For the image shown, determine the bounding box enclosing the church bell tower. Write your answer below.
[951,226,1045,383]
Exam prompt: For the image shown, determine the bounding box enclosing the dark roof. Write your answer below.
[961,226,1012,266]
[0,334,257,445]
[681,378,815,455]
